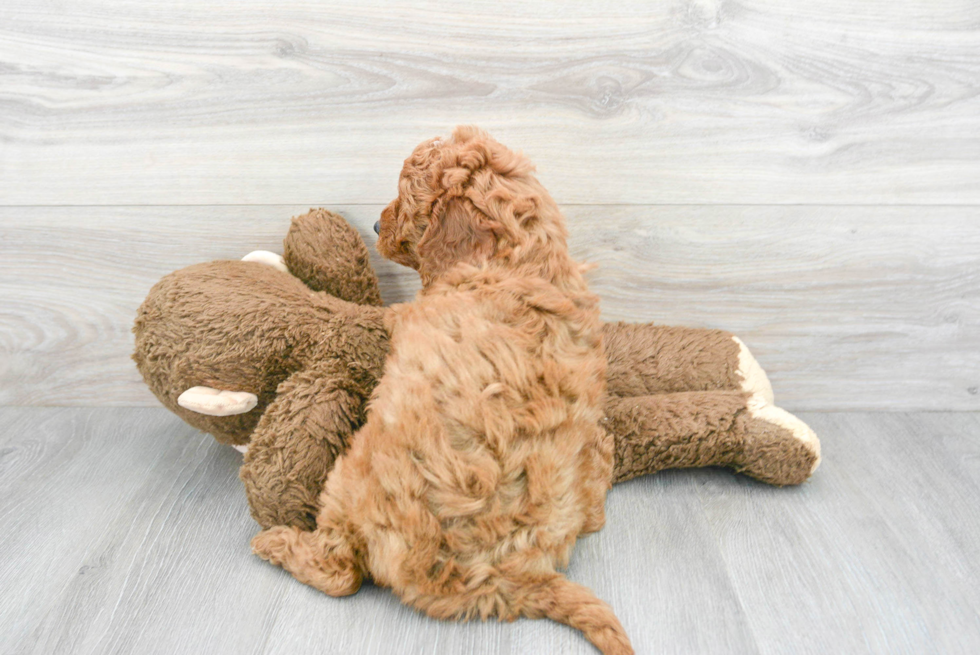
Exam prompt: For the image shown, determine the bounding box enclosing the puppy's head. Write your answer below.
[377,126,536,284]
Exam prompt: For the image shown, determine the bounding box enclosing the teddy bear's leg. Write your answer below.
[282,209,383,306]
[240,367,365,530]
[604,391,819,486]
[603,322,773,403]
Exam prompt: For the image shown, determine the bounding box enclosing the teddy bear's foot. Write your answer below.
[735,398,821,485]
[733,336,774,405]
[241,250,289,273]
[177,386,258,416]
[730,338,820,485]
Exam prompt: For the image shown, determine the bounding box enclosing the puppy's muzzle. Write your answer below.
[373,221,381,235]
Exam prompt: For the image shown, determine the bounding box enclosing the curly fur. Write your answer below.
[252,127,633,654]
[133,208,818,533]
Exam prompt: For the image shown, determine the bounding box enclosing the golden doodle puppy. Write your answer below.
[252,126,632,655]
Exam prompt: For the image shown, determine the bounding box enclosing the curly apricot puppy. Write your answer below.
[252,127,632,655]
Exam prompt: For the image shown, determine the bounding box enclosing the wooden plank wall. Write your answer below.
[1,0,978,410]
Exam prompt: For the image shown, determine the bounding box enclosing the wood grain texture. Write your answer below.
[2,205,977,410]
[0,407,756,655]
[0,408,281,655]
[697,411,980,655]
[1,0,979,205]
[2,408,978,654]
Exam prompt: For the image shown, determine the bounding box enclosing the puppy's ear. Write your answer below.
[417,198,496,283]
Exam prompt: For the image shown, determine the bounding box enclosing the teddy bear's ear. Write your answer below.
[416,198,497,284]
[283,209,383,306]
[177,386,258,416]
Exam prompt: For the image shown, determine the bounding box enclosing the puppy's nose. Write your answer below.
[373,221,381,235]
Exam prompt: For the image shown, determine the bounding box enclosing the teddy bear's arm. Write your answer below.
[239,366,365,530]
[281,209,383,306]
[602,322,773,403]
[603,390,819,486]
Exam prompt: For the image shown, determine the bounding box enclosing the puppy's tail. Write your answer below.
[514,573,633,655]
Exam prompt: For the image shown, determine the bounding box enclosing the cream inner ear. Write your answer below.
[241,250,289,273]
[177,386,258,416]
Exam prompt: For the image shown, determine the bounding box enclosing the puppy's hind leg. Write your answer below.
[251,525,362,596]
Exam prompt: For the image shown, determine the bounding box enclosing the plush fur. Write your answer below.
[251,128,633,654]
[132,218,820,655]
[133,210,391,529]
[133,208,819,538]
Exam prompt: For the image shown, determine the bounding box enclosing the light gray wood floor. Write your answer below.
[2,407,978,655]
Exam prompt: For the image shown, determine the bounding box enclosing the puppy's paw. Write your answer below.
[251,525,301,566]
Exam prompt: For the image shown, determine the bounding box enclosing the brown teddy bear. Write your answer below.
[133,209,820,530]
